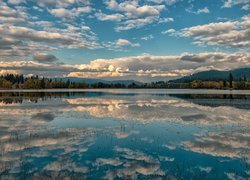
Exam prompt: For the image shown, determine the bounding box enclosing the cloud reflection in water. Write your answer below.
[0,91,249,178]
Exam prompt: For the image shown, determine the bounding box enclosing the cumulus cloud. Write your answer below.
[116,38,140,47]
[49,6,92,19]
[161,28,176,34]
[0,1,111,62]
[223,0,250,8]
[95,11,124,21]
[103,0,166,31]
[186,6,210,14]
[33,0,91,8]
[0,37,22,49]
[158,17,174,23]
[0,25,92,47]
[115,16,158,31]
[180,15,250,48]
[8,0,25,4]
[141,34,154,40]
[0,22,101,61]
[0,1,28,24]
[105,0,165,18]
[101,38,141,51]
[33,53,58,63]
[66,51,250,80]
[0,51,249,80]
[241,4,250,10]
[146,0,177,5]
[0,0,249,81]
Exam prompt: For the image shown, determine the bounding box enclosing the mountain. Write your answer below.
[169,68,250,83]
[54,77,142,86]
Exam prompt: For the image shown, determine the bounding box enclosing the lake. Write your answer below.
[0,89,249,179]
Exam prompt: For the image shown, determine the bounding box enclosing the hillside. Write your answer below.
[169,68,250,83]
[54,77,142,86]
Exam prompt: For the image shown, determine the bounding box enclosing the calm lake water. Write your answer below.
[0,89,249,179]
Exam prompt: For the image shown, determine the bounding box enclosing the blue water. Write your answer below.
[0,90,249,179]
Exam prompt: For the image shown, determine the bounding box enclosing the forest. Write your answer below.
[0,73,250,90]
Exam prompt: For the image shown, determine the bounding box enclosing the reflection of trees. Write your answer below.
[1,92,250,109]
[170,94,250,99]
[0,98,24,104]
[0,92,88,104]
[170,94,250,109]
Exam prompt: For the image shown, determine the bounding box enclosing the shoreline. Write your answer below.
[0,88,250,95]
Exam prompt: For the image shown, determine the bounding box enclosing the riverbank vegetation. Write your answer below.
[0,73,250,90]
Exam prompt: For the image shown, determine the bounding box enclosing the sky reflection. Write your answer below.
[0,91,249,179]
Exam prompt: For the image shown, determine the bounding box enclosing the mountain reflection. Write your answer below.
[0,91,249,178]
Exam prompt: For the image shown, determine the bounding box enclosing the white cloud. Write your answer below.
[8,0,25,5]
[104,0,166,31]
[34,0,91,8]
[105,0,165,18]
[66,51,250,80]
[116,38,140,47]
[0,23,101,56]
[141,34,154,40]
[162,28,176,34]
[115,16,157,31]
[50,8,72,18]
[186,6,210,14]
[101,38,141,51]
[223,0,250,8]
[241,4,250,10]
[146,0,177,5]
[0,0,249,82]
[0,25,74,45]
[180,15,250,48]
[1,51,249,80]
[197,7,210,14]
[0,2,28,24]
[158,17,174,23]
[95,11,124,21]
[81,25,91,31]
[164,0,177,5]
[49,6,92,19]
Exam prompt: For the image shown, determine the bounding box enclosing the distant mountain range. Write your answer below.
[55,77,142,86]
[55,68,250,85]
[169,68,250,83]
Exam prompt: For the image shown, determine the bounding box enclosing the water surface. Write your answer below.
[0,90,249,179]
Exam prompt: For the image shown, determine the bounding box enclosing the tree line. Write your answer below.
[0,74,126,89]
[189,73,250,89]
[0,73,249,89]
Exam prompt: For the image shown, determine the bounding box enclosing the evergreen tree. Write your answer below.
[41,77,46,89]
[229,72,233,89]
[66,79,70,88]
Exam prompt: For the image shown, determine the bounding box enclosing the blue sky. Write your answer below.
[0,0,249,81]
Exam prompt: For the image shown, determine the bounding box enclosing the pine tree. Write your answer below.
[229,72,233,89]
[66,79,70,88]
[41,77,46,89]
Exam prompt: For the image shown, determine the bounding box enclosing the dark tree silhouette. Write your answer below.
[229,72,233,89]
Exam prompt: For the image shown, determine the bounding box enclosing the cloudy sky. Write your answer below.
[0,0,249,81]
